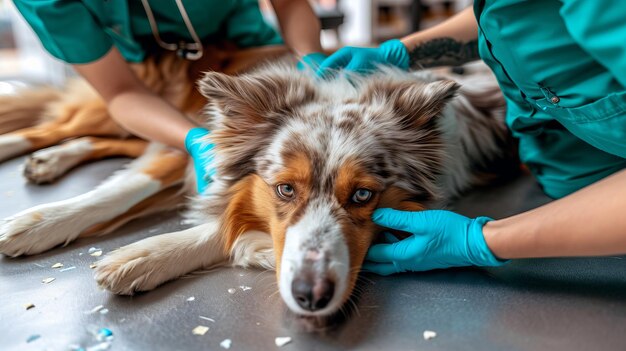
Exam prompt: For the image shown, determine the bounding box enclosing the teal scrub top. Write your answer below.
[474,0,626,199]
[13,0,282,64]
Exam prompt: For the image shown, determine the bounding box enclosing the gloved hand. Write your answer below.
[184,127,216,194]
[363,208,508,275]
[297,52,328,71]
[316,39,410,78]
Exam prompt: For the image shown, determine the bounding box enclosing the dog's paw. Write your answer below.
[94,244,173,295]
[23,142,88,184]
[23,153,64,184]
[0,204,83,257]
[0,211,50,256]
[95,224,226,294]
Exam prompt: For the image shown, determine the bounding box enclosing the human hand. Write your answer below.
[184,128,216,194]
[316,39,409,78]
[363,208,507,275]
[297,52,328,71]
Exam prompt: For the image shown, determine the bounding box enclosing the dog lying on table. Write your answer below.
[0,47,511,320]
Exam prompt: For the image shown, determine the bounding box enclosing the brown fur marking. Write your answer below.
[83,137,148,160]
[140,149,189,188]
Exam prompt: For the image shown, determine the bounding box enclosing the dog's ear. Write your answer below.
[199,70,315,123]
[360,79,459,128]
[359,78,459,204]
[198,70,315,179]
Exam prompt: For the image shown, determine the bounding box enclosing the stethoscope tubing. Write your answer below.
[140,0,204,60]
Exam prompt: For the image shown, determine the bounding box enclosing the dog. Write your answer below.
[0,47,511,321]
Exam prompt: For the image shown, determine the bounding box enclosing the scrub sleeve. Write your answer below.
[13,0,113,64]
[474,0,626,199]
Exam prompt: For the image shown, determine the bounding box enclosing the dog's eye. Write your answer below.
[276,184,295,199]
[351,188,372,204]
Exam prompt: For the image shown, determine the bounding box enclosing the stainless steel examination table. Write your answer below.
[1,156,625,351]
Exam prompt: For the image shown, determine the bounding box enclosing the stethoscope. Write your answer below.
[140,0,203,60]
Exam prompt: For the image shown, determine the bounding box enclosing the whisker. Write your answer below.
[268,289,281,299]
[348,298,361,318]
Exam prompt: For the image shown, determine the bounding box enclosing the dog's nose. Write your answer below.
[291,276,335,311]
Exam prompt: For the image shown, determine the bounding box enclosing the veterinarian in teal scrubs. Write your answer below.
[317,1,626,270]
[14,0,324,192]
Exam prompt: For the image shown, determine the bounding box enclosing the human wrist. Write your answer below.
[468,217,509,267]
[293,41,324,57]
[297,52,327,71]
[380,39,410,70]
[302,52,326,59]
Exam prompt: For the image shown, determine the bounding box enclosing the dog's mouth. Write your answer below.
[287,305,355,333]
[281,272,368,333]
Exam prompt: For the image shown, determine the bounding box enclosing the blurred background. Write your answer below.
[0,0,471,89]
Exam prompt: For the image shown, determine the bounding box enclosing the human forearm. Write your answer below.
[107,91,194,150]
[271,0,323,56]
[400,7,479,68]
[484,169,626,259]
[74,48,195,150]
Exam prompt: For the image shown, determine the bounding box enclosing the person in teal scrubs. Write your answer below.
[317,2,626,271]
[14,0,325,193]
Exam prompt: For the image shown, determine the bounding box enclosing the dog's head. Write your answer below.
[198,65,458,317]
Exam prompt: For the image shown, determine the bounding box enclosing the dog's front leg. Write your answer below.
[0,143,186,257]
[94,221,226,295]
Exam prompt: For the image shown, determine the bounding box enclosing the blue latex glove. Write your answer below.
[316,39,409,78]
[297,52,328,71]
[184,128,216,194]
[363,209,508,275]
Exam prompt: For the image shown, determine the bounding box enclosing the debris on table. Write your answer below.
[51,262,64,268]
[239,285,252,291]
[186,296,195,302]
[227,288,236,294]
[33,263,45,268]
[220,339,232,349]
[423,330,437,340]
[96,328,113,341]
[99,308,109,315]
[89,247,103,257]
[85,305,104,314]
[42,277,55,284]
[275,337,292,347]
[192,325,209,336]
[73,325,114,351]
[198,316,215,322]
[89,263,97,269]
[24,303,35,310]
[60,266,77,272]
[26,334,41,343]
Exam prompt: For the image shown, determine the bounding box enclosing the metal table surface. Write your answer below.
[1,156,625,351]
